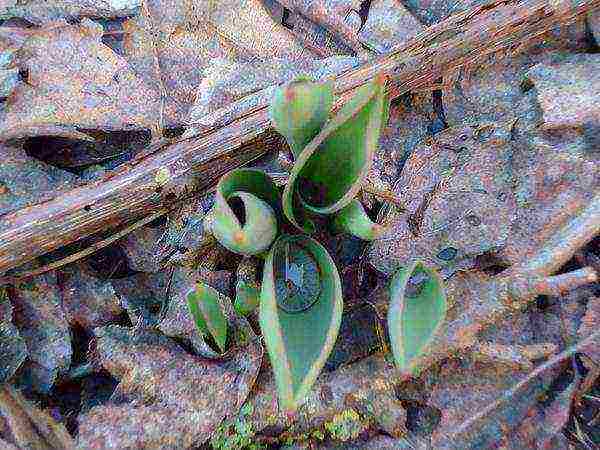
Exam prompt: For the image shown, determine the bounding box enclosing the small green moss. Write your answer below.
[210,403,265,450]
[324,409,366,442]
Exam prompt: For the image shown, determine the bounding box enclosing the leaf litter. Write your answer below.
[0,0,599,448]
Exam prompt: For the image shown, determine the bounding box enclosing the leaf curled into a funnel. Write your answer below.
[387,261,447,375]
[259,235,343,413]
[282,74,390,232]
[206,168,280,256]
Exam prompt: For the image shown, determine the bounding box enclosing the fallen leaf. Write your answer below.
[0,144,79,216]
[358,0,424,54]
[525,53,600,130]
[10,271,72,394]
[122,0,318,126]
[79,322,262,448]
[579,296,600,362]
[0,385,75,449]
[368,122,517,278]
[58,262,124,329]
[0,0,141,24]
[1,19,160,134]
[0,288,27,384]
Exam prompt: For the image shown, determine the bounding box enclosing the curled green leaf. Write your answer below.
[259,235,343,413]
[282,74,389,231]
[234,257,261,316]
[387,261,447,375]
[187,282,228,353]
[207,168,280,256]
[333,199,385,241]
[270,77,334,159]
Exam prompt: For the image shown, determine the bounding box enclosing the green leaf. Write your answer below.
[282,74,389,231]
[387,261,447,375]
[270,77,334,159]
[259,235,343,413]
[187,283,228,353]
[208,168,280,256]
[234,281,260,316]
[333,199,385,241]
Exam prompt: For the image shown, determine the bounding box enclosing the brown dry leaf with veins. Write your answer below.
[368,121,517,278]
[123,0,319,126]
[0,19,160,134]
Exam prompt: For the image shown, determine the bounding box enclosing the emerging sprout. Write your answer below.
[387,261,447,375]
[282,75,390,232]
[206,169,280,256]
[259,235,343,413]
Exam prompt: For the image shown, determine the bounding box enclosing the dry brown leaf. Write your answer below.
[122,0,319,126]
[579,296,600,362]
[10,271,72,394]
[525,53,600,130]
[1,19,160,134]
[0,288,27,384]
[0,144,79,217]
[368,122,517,278]
[0,385,75,449]
[0,0,141,24]
[58,262,124,329]
[79,323,262,448]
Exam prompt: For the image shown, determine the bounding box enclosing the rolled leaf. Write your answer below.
[282,74,389,231]
[207,168,280,256]
[333,199,385,241]
[187,283,228,353]
[259,235,343,413]
[270,77,334,158]
[387,261,447,375]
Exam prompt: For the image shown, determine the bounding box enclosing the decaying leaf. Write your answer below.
[0,144,79,217]
[123,0,319,126]
[188,55,356,130]
[0,0,141,24]
[0,288,27,385]
[579,295,600,362]
[368,122,517,278]
[498,128,599,265]
[0,385,75,449]
[357,0,424,54]
[387,261,447,375]
[79,323,262,448]
[10,272,72,394]
[58,262,123,329]
[524,53,600,130]
[1,19,160,134]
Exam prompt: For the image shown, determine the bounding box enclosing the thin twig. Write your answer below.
[0,210,166,285]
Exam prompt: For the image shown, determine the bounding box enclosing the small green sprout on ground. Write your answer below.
[188,74,448,414]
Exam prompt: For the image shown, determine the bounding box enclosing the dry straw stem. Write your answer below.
[0,0,598,274]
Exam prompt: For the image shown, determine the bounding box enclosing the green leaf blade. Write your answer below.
[270,77,334,159]
[187,283,228,353]
[333,199,385,241]
[259,235,343,413]
[387,261,447,375]
[282,75,389,230]
[208,168,280,256]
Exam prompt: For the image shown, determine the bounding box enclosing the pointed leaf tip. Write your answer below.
[187,283,228,353]
[270,77,334,159]
[387,261,447,375]
[333,199,385,241]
